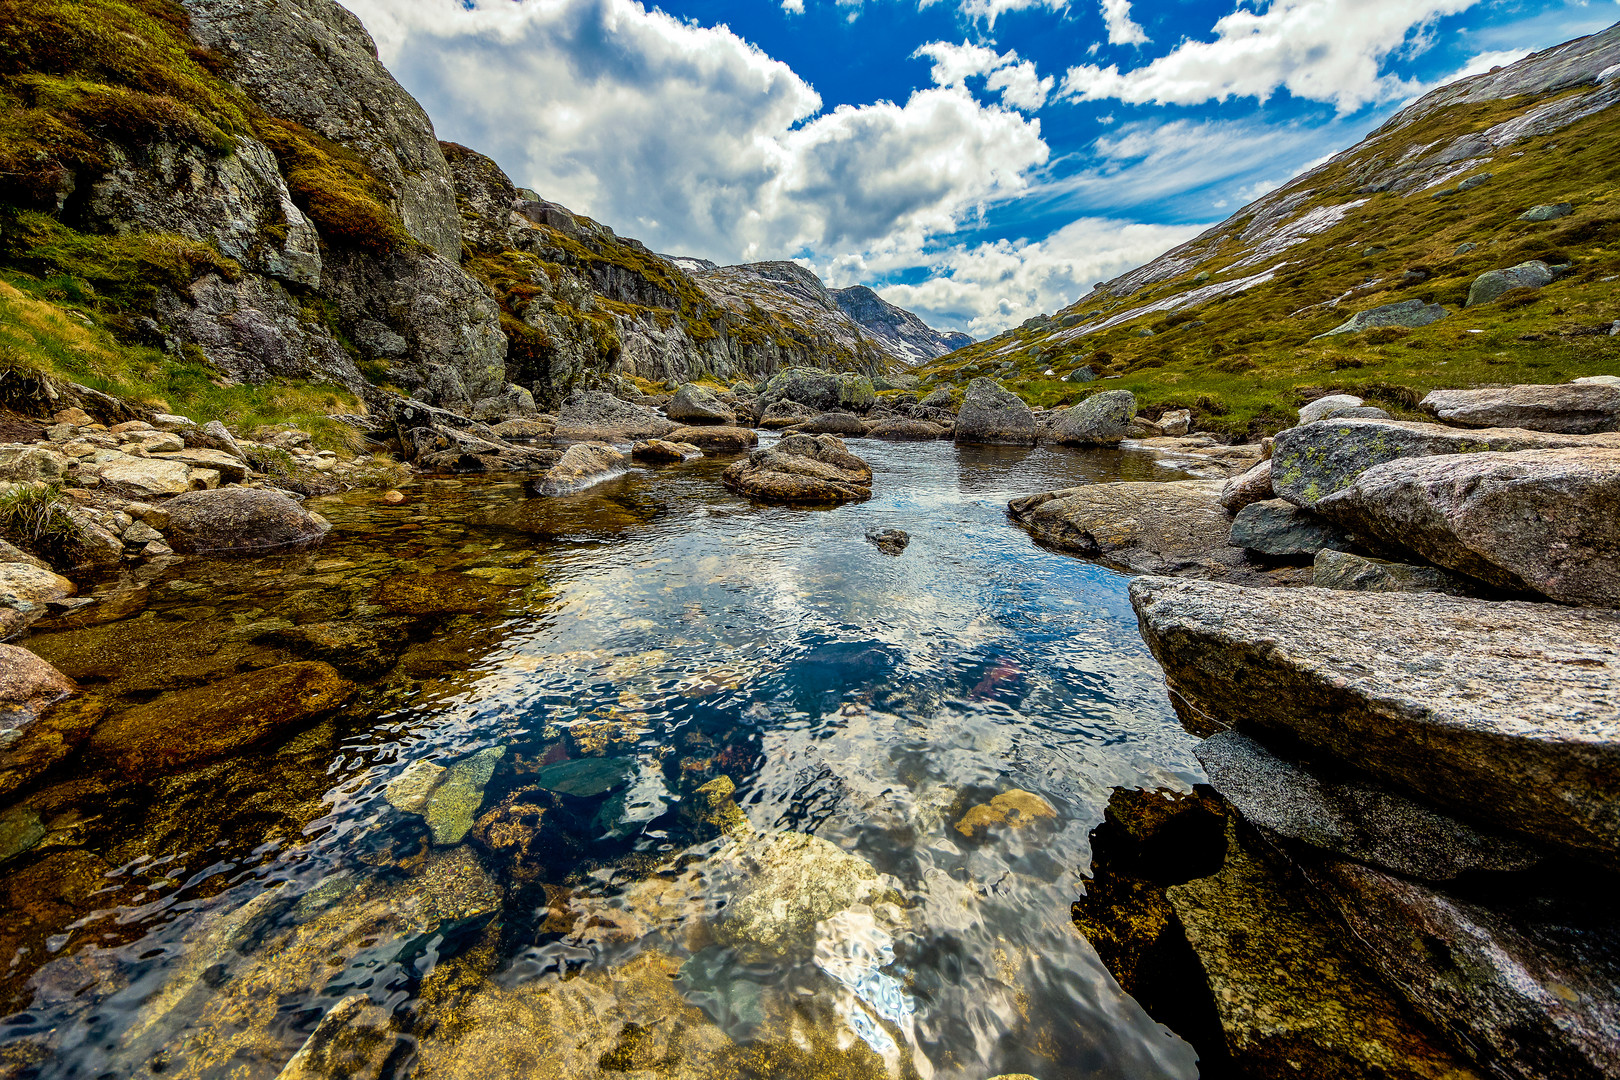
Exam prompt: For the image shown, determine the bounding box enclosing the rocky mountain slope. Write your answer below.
[918,23,1620,437]
[830,284,971,364]
[0,0,956,430]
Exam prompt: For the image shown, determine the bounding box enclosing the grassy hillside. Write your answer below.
[917,89,1620,438]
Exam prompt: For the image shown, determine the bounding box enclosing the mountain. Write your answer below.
[0,0,955,426]
[917,23,1620,437]
[830,285,971,365]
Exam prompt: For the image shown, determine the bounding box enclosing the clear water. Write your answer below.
[1,438,1206,1080]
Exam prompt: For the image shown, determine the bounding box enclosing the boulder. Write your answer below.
[151,448,251,483]
[1316,299,1449,337]
[721,434,872,505]
[0,644,77,729]
[92,456,198,496]
[1196,731,1538,881]
[1129,577,1620,866]
[198,420,246,461]
[865,419,949,440]
[1009,480,1262,578]
[1298,394,1362,425]
[666,383,736,425]
[954,378,1038,445]
[87,661,355,779]
[664,425,758,452]
[0,646,98,799]
[865,528,910,555]
[757,399,818,429]
[553,390,674,441]
[1466,260,1554,307]
[1228,499,1354,558]
[470,383,539,422]
[275,994,399,1080]
[1313,447,1620,606]
[1156,409,1191,436]
[1313,859,1620,1080]
[919,386,955,409]
[1518,202,1573,222]
[1311,551,1473,595]
[631,439,697,463]
[0,446,69,483]
[792,412,868,437]
[0,562,75,637]
[755,367,875,415]
[536,442,628,496]
[1218,459,1274,513]
[163,488,332,553]
[1419,383,1620,434]
[1270,417,1620,507]
[1048,390,1136,446]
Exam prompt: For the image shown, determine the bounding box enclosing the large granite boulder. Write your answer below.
[1048,390,1137,446]
[666,383,736,425]
[754,368,875,415]
[163,488,331,554]
[1466,260,1554,306]
[1315,448,1620,606]
[554,390,675,442]
[536,442,627,496]
[1270,418,1620,507]
[1130,577,1620,867]
[1298,394,1364,425]
[954,378,1038,445]
[1316,299,1448,337]
[1420,383,1620,434]
[721,434,872,505]
[1009,481,1251,577]
[1228,499,1354,558]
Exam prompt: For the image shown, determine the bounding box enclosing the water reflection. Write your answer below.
[1,439,1205,1080]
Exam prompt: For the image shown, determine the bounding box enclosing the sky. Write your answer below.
[340,0,1619,337]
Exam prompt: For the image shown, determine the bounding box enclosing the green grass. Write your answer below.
[921,95,1620,439]
[0,480,81,565]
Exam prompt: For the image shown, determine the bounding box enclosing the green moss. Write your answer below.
[256,119,407,256]
[1,209,239,310]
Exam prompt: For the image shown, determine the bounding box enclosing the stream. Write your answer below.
[1,437,1209,1080]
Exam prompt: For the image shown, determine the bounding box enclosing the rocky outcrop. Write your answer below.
[721,434,872,504]
[1313,447,1620,606]
[1048,390,1136,446]
[1270,418,1620,506]
[1130,577,1620,867]
[1420,383,1620,434]
[831,284,966,364]
[162,487,332,553]
[954,378,1037,445]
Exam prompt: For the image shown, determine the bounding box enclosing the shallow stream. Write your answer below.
[2,438,1209,1080]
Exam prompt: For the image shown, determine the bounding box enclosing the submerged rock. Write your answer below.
[864,528,910,555]
[717,830,886,956]
[1311,551,1473,595]
[1420,383,1620,434]
[1314,447,1620,606]
[954,789,1056,838]
[385,759,446,816]
[1048,390,1136,446]
[536,442,628,496]
[275,994,398,1080]
[373,572,510,615]
[1130,577,1620,867]
[0,563,75,639]
[0,646,96,798]
[722,434,873,505]
[87,662,356,779]
[425,747,505,845]
[534,755,636,797]
[954,378,1038,445]
[163,488,331,554]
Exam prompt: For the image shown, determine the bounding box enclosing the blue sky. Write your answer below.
[343,0,1618,335]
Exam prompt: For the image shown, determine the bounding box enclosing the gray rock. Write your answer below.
[758,399,818,429]
[1420,383,1620,433]
[1229,499,1354,557]
[755,368,875,414]
[1454,242,1477,255]
[0,446,69,483]
[631,439,698,463]
[1311,551,1474,595]
[1219,459,1274,513]
[1196,731,1538,881]
[919,386,955,409]
[667,383,736,425]
[199,420,246,461]
[866,419,949,440]
[536,442,628,496]
[794,412,869,437]
[1129,577,1620,866]
[534,756,635,797]
[1466,260,1555,306]
[1010,480,1252,577]
[1456,171,1492,191]
[1314,447,1620,606]
[865,528,909,555]
[470,384,539,423]
[1270,417,1620,507]
[1518,202,1573,222]
[1316,298,1449,337]
[1156,409,1191,437]
[163,488,332,554]
[1048,390,1136,446]
[1313,858,1620,1080]
[1298,395,1362,424]
[1064,365,1097,383]
[554,390,674,441]
[954,378,1038,445]
[664,425,757,452]
[721,434,872,505]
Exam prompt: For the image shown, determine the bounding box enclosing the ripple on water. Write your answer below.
[0,439,1205,1080]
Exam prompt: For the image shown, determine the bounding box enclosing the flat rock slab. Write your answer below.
[1271,418,1620,506]
[1315,447,1620,606]
[1130,577,1620,866]
[1421,383,1620,434]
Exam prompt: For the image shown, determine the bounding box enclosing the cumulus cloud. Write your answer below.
[858,218,1203,337]
[913,40,1053,111]
[1099,0,1149,46]
[1060,0,1481,112]
[781,0,804,13]
[948,0,1066,31]
[343,0,1048,266]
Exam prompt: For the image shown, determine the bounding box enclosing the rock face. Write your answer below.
[536,443,628,496]
[1420,383,1620,434]
[1228,499,1354,557]
[1009,481,1241,576]
[666,383,735,425]
[1270,418,1620,506]
[1311,551,1474,595]
[162,488,332,554]
[1467,260,1555,306]
[1130,577,1620,867]
[1313,447,1620,606]
[1049,390,1137,446]
[954,378,1038,445]
[721,434,872,505]
[1317,298,1449,337]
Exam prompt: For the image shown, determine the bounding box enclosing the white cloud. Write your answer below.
[913,40,1053,111]
[782,0,804,13]
[863,218,1203,337]
[1060,0,1481,113]
[953,0,1065,30]
[343,0,1049,266]
[1100,0,1149,45]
